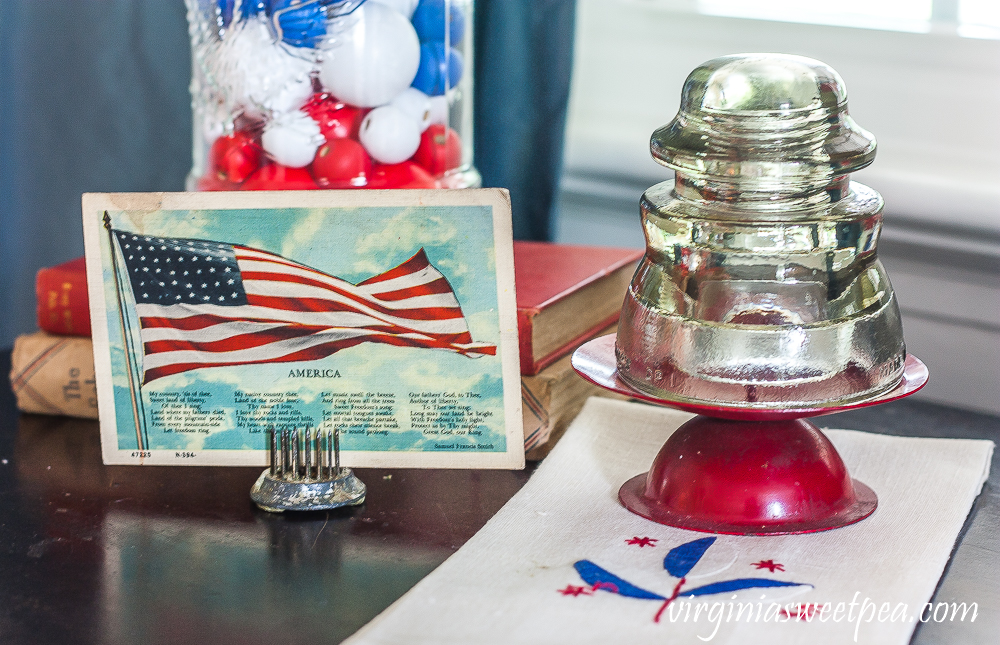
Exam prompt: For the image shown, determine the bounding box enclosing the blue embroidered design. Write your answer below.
[680,578,805,597]
[562,537,812,623]
[574,561,665,600]
[664,537,716,577]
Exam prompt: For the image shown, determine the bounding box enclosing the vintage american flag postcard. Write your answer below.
[82,190,522,468]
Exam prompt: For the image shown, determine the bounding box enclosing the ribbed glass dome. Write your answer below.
[615,54,906,409]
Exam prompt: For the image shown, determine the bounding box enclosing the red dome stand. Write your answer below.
[572,335,929,535]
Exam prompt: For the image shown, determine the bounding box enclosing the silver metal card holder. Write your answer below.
[251,426,366,512]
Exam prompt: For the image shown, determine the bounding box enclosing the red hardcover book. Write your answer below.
[35,257,91,337]
[514,241,643,376]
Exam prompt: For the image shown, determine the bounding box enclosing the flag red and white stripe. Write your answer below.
[128,245,495,383]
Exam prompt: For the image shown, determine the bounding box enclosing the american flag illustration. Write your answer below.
[113,230,496,383]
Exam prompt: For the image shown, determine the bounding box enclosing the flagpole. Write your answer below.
[104,212,147,451]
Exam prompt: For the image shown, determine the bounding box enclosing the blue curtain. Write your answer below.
[0,0,576,349]
[0,1,192,348]
[474,0,575,242]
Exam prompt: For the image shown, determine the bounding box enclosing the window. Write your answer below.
[560,0,1000,232]
[698,0,934,34]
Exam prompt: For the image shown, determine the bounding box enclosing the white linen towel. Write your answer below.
[346,398,993,645]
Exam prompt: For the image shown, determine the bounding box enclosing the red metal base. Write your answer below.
[618,416,878,535]
[572,335,928,535]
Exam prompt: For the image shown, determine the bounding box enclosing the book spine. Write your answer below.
[9,333,98,419]
[36,265,91,337]
[520,376,553,454]
[517,308,540,375]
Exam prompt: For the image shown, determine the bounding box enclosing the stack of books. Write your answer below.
[515,242,641,458]
[9,243,642,457]
[9,258,98,419]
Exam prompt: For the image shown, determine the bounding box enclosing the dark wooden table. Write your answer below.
[1,350,997,644]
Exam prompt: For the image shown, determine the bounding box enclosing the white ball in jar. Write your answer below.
[359,105,422,165]
[390,88,433,132]
[427,95,449,126]
[261,110,324,168]
[368,0,419,19]
[318,2,420,108]
[265,75,315,116]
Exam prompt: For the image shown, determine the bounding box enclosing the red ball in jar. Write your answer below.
[412,125,461,176]
[301,93,367,140]
[241,163,319,190]
[208,132,263,184]
[312,139,373,188]
[196,174,240,191]
[367,161,437,189]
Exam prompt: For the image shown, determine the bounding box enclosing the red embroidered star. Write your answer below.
[751,559,785,572]
[625,536,658,547]
[558,585,593,597]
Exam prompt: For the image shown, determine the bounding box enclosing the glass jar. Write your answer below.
[186,0,478,191]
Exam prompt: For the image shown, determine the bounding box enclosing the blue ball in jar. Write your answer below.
[411,42,463,96]
[411,0,465,44]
